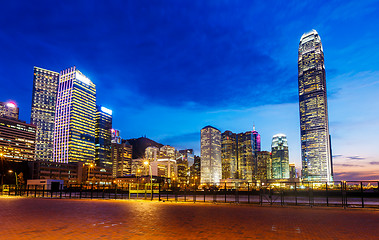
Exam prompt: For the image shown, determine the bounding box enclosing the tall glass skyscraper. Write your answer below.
[271,134,289,179]
[31,67,59,161]
[95,105,112,168]
[221,131,238,179]
[298,30,333,182]
[200,126,221,184]
[53,67,96,164]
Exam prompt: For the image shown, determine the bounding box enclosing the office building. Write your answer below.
[111,140,133,178]
[111,129,121,144]
[30,67,59,161]
[221,131,238,179]
[0,101,19,120]
[256,151,271,180]
[289,163,297,180]
[53,67,96,164]
[177,149,194,184]
[298,30,333,181]
[271,134,289,179]
[237,131,255,181]
[190,155,201,185]
[95,105,112,168]
[0,117,36,162]
[200,126,221,184]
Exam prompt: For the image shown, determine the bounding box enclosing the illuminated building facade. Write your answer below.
[145,146,159,161]
[0,101,19,120]
[221,131,238,179]
[289,163,297,180]
[190,155,200,185]
[53,67,96,164]
[256,151,271,180]
[95,105,112,168]
[298,30,333,181]
[271,134,289,179]
[111,129,121,144]
[150,158,177,180]
[0,117,36,162]
[31,67,59,161]
[200,126,221,184]
[111,140,132,178]
[159,145,176,159]
[177,149,194,183]
[237,131,256,181]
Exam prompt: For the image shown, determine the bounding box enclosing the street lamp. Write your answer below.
[144,161,153,200]
[88,163,94,185]
[8,170,17,187]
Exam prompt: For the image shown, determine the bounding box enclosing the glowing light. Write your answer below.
[100,106,112,115]
[6,102,16,108]
[76,72,91,85]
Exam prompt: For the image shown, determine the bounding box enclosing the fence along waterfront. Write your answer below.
[1,181,378,209]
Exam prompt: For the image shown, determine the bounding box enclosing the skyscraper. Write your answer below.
[298,30,333,182]
[237,131,255,181]
[112,140,133,178]
[256,151,271,180]
[31,67,59,161]
[221,131,238,179]
[53,67,96,164]
[95,105,112,168]
[200,126,221,184]
[271,134,289,179]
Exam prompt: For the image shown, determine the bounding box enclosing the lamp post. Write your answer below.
[88,163,94,185]
[8,170,17,195]
[0,152,4,187]
[144,161,153,200]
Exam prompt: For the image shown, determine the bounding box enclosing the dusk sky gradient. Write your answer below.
[1,0,378,180]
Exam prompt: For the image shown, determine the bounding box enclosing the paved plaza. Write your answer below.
[0,197,378,239]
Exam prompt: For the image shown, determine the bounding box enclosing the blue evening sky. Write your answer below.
[0,0,378,180]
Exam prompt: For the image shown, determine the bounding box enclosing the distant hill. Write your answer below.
[127,137,164,159]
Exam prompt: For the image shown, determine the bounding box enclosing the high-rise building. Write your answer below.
[0,117,36,162]
[256,151,271,180]
[111,129,121,144]
[111,140,133,178]
[200,126,221,184]
[289,163,297,180]
[145,146,159,161]
[177,149,194,184]
[0,101,19,120]
[252,126,261,153]
[190,155,201,185]
[159,145,176,159]
[95,105,112,168]
[237,131,255,181]
[53,67,96,164]
[30,67,59,162]
[298,30,333,182]
[221,131,238,179]
[271,134,289,179]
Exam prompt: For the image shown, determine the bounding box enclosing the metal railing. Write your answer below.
[1,181,378,209]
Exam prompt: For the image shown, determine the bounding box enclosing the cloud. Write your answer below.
[346,156,366,161]
[370,162,379,165]
[333,171,379,181]
[333,163,364,168]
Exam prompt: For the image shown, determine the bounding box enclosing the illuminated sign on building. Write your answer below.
[101,106,113,115]
[76,72,91,85]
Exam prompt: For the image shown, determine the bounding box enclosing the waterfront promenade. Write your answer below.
[0,197,378,239]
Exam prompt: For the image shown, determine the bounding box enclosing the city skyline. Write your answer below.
[0,1,378,180]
